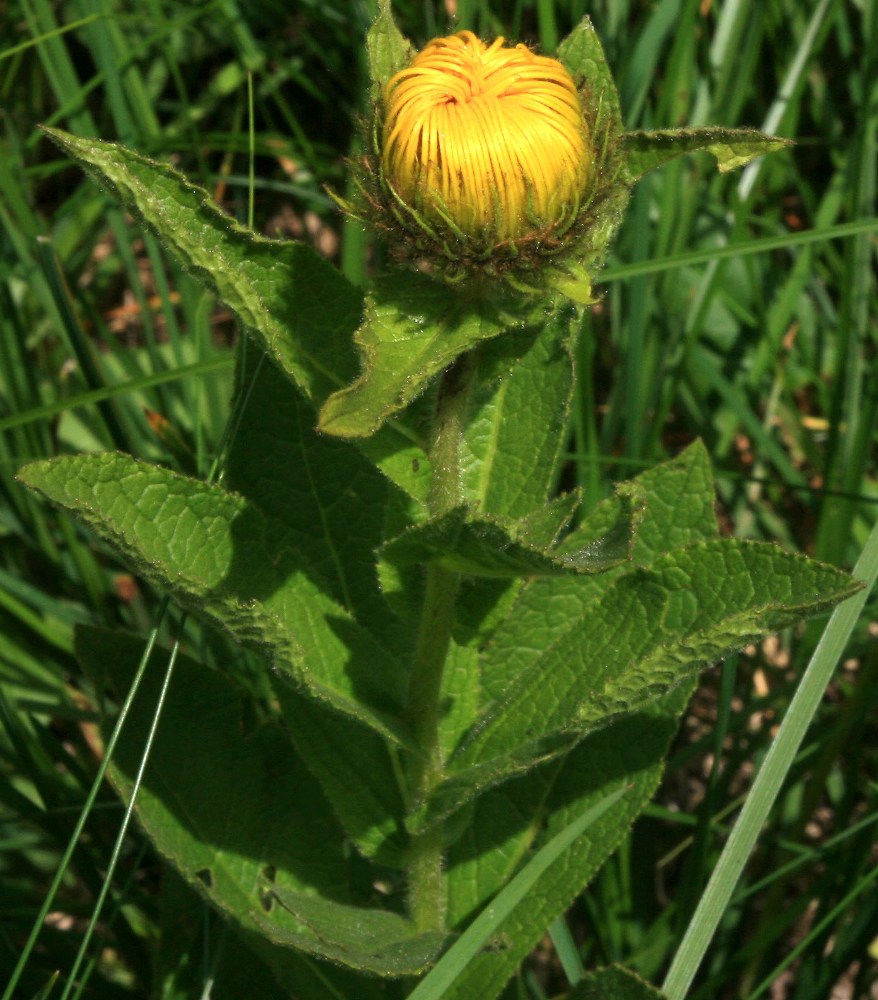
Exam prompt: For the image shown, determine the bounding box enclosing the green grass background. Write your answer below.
[1,1,876,998]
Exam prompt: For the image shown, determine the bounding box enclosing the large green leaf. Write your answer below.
[620,127,792,183]
[437,446,721,998]
[441,446,716,872]
[444,699,689,1000]
[19,453,410,745]
[42,129,358,405]
[431,539,858,822]
[318,273,543,439]
[424,447,708,799]
[75,627,402,988]
[41,127,428,501]
[458,310,577,520]
[432,446,855,1000]
[408,786,627,1000]
[407,463,857,829]
[479,442,719,704]
[226,353,422,656]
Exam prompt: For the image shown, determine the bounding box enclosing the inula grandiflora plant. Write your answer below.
[17,4,861,998]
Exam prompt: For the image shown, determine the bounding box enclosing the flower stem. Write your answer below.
[405,353,474,933]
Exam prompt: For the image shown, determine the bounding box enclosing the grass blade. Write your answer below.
[0,599,170,1000]
[57,626,184,1000]
[662,516,878,999]
[600,217,878,283]
[0,356,233,436]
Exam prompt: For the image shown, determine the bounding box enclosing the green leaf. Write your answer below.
[568,966,666,999]
[273,681,408,867]
[19,453,410,745]
[260,882,447,976]
[75,627,394,988]
[406,786,627,1000]
[459,310,577,520]
[620,127,792,183]
[381,485,642,579]
[455,539,859,771]
[557,16,623,139]
[226,353,423,655]
[414,539,858,831]
[367,0,415,99]
[472,443,718,711]
[443,692,691,998]
[318,272,539,439]
[41,127,428,501]
[412,444,715,836]
[42,128,358,405]
[436,445,718,996]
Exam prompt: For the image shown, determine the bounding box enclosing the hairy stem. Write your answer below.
[405,353,474,932]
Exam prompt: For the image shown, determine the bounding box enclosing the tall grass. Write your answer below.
[1,1,876,997]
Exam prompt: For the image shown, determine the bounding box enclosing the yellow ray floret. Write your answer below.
[381,31,590,244]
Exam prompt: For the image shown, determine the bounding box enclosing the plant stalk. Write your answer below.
[405,353,474,933]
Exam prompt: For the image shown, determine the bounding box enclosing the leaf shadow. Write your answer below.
[89,620,413,992]
[78,626,355,902]
[207,498,408,718]
[211,355,417,717]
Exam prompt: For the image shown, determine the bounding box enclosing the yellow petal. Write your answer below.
[381,31,590,243]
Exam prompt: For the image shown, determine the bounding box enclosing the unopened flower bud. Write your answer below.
[334,21,622,299]
[336,10,787,309]
[381,31,590,247]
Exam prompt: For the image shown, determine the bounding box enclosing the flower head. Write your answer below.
[380,31,590,247]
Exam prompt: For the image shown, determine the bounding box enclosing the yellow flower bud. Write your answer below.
[380,30,591,249]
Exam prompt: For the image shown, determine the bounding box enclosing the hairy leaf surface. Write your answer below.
[41,126,427,500]
[319,273,543,439]
[20,453,410,744]
[419,540,859,830]
[621,127,792,182]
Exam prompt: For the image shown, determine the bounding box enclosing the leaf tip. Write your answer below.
[317,392,375,439]
[15,458,50,491]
